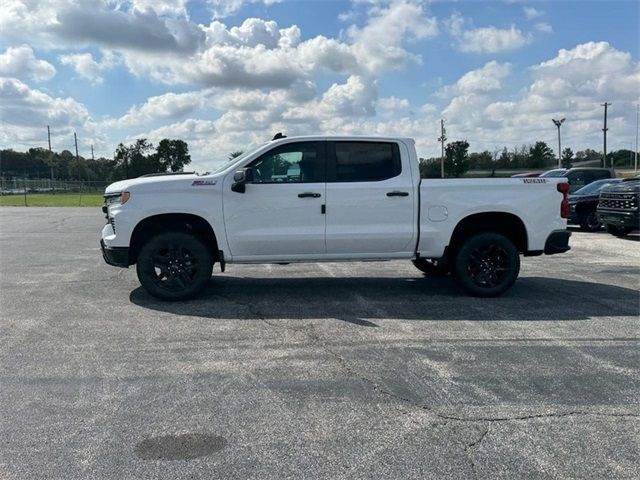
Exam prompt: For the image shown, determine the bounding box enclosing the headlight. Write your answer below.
[105,191,130,207]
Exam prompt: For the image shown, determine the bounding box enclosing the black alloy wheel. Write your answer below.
[452,232,520,297]
[136,231,213,301]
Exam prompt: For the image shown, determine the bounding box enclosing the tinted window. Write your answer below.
[330,142,401,182]
[248,142,324,183]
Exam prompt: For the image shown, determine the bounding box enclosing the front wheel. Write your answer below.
[579,210,602,232]
[136,231,213,301]
[452,232,520,297]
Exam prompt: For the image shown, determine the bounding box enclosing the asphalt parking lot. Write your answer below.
[0,207,638,479]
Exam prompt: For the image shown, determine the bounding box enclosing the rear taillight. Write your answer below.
[557,182,570,218]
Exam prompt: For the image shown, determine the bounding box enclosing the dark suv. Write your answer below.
[597,177,640,237]
[569,178,621,231]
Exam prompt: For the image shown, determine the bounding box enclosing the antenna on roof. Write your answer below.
[272,132,286,140]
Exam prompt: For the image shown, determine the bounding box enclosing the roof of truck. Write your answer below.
[269,135,414,143]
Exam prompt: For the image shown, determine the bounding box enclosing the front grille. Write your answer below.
[109,217,116,234]
[598,193,638,211]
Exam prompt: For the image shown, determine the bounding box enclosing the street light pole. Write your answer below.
[552,118,565,167]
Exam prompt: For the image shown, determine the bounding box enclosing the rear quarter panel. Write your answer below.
[417,178,567,257]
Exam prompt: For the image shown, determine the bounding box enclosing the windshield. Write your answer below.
[209,143,269,175]
[540,169,566,178]
[574,179,620,195]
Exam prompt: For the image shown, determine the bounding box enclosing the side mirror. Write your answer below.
[231,168,253,193]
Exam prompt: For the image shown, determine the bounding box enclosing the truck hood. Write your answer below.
[105,173,219,195]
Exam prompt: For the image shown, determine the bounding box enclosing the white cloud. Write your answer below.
[207,0,283,19]
[439,61,511,97]
[534,22,553,34]
[0,45,55,82]
[446,13,532,54]
[523,6,544,20]
[446,42,640,153]
[59,51,118,83]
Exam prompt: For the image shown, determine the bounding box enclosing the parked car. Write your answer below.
[597,177,640,237]
[562,168,615,193]
[100,135,571,300]
[539,168,567,178]
[568,178,622,231]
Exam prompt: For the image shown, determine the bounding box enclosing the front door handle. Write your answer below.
[386,191,409,197]
[298,192,321,198]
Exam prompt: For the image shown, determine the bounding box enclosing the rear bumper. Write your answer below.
[544,230,571,255]
[100,240,129,268]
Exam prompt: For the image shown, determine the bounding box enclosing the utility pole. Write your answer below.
[552,118,565,167]
[438,119,447,178]
[91,144,95,161]
[601,102,611,168]
[47,125,54,186]
[74,132,79,160]
[635,103,638,175]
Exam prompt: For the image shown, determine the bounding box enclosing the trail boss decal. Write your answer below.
[192,180,217,186]
[522,178,548,183]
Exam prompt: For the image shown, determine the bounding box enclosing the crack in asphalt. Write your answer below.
[215,290,639,479]
[464,425,490,480]
[216,292,640,423]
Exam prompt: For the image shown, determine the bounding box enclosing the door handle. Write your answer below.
[386,191,409,197]
[298,192,321,198]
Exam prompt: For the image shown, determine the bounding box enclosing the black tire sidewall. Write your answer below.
[136,231,213,301]
[605,225,633,237]
[452,232,520,297]
[579,211,601,232]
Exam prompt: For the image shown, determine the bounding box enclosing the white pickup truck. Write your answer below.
[100,135,571,300]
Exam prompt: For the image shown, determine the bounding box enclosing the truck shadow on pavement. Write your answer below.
[129,276,639,326]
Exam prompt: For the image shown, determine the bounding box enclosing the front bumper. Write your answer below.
[597,210,639,230]
[100,239,130,268]
[544,230,571,255]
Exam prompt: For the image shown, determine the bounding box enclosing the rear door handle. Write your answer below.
[298,192,321,198]
[386,191,409,197]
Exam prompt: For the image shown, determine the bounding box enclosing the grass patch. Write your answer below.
[0,193,103,207]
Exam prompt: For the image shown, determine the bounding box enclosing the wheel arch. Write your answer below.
[448,211,528,254]
[129,213,219,265]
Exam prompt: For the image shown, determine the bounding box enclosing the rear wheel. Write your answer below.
[579,210,602,232]
[452,232,520,297]
[605,225,633,237]
[412,258,449,276]
[136,231,213,301]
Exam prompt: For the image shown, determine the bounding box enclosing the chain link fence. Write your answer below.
[0,178,109,206]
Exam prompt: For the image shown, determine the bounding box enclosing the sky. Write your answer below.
[0,0,638,171]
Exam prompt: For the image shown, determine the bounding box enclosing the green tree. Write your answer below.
[561,147,574,169]
[155,139,191,172]
[115,139,158,178]
[444,140,470,177]
[528,141,554,168]
[418,157,441,178]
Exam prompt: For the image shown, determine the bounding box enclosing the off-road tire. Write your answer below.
[452,232,520,297]
[136,231,213,301]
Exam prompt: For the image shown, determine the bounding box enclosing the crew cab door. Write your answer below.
[324,140,417,256]
[223,141,326,259]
